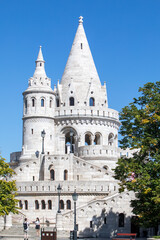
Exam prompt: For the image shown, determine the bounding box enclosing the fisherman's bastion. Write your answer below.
[1,17,138,238]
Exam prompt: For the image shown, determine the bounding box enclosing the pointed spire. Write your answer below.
[36,46,45,63]
[33,46,47,78]
[60,16,101,102]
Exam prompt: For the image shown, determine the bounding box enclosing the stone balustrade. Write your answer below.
[17,181,118,194]
[55,107,119,120]
[78,145,118,158]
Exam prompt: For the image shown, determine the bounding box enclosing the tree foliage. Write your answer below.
[114,81,160,228]
[0,156,19,216]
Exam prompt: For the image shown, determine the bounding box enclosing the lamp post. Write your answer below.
[41,130,46,154]
[72,190,78,240]
[57,184,62,213]
[70,128,74,153]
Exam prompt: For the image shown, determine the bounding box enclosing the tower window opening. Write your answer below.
[49,99,52,108]
[50,169,55,181]
[66,200,71,209]
[48,200,52,210]
[59,200,64,210]
[40,63,42,66]
[33,176,35,181]
[85,134,91,145]
[32,99,35,107]
[94,134,101,145]
[19,200,23,209]
[64,170,68,180]
[81,43,83,49]
[41,99,44,107]
[89,97,95,106]
[108,133,114,146]
[56,98,59,107]
[31,129,33,134]
[35,200,39,210]
[41,200,46,210]
[24,200,28,210]
[104,217,107,224]
[69,97,74,106]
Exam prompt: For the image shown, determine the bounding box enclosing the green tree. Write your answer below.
[0,156,19,215]
[114,81,160,230]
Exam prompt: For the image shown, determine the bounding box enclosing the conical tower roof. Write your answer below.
[33,46,47,78]
[60,17,102,102]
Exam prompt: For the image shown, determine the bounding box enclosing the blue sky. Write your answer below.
[1,0,160,161]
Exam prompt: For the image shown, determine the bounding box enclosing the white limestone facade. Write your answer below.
[9,17,137,238]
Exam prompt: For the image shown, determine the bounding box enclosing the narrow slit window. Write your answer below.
[81,43,83,49]
[32,99,35,107]
[41,99,44,107]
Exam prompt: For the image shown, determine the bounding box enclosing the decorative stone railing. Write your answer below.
[55,107,119,120]
[16,181,118,194]
[78,145,118,158]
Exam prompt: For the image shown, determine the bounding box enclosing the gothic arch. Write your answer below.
[84,132,93,145]
[24,200,28,210]
[48,200,52,210]
[89,97,95,106]
[108,133,114,146]
[35,200,39,210]
[69,97,74,106]
[50,169,55,180]
[94,132,102,145]
[66,200,71,209]
[41,200,46,210]
[61,127,77,154]
[64,169,68,180]
[59,200,64,210]
[31,97,36,107]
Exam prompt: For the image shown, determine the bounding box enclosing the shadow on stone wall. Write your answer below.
[78,208,132,238]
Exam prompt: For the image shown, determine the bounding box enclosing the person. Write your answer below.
[34,217,40,236]
[23,218,29,240]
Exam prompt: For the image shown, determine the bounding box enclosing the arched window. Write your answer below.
[56,98,59,107]
[64,170,68,180]
[49,99,52,108]
[50,169,55,180]
[24,200,28,210]
[41,99,44,107]
[19,200,23,209]
[89,97,95,106]
[85,134,91,145]
[94,133,101,145]
[66,200,71,210]
[41,200,46,210]
[32,99,35,107]
[48,200,52,210]
[59,200,64,210]
[108,133,114,146]
[35,200,39,210]
[119,213,124,227]
[69,97,74,106]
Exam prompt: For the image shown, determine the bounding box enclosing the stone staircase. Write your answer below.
[0,224,64,239]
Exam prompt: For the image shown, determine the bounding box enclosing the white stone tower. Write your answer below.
[21,46,55,159]
[9,17,135,238]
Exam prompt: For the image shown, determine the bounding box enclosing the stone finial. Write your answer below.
[79,16,83,24]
